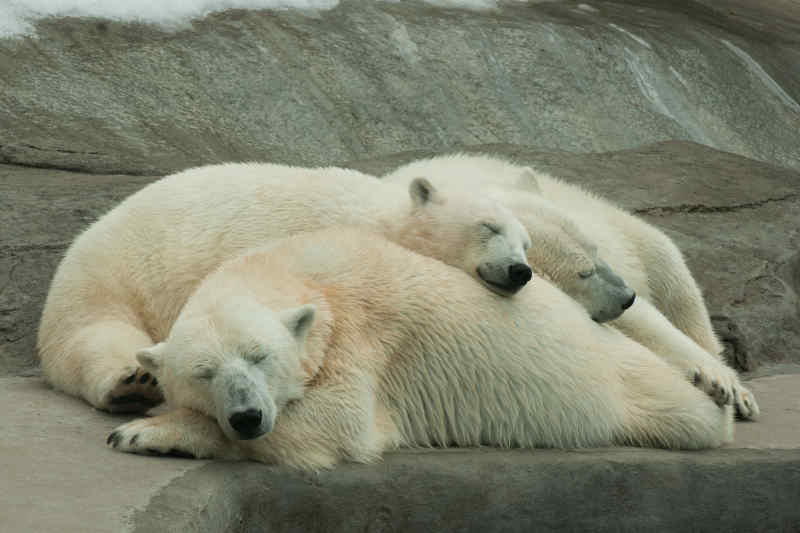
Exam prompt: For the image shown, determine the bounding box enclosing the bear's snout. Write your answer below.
[508,263,533,288]
[228,408,264,439]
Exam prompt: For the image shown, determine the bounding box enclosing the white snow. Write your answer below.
[1,0,528,38]
[0,0,339,37]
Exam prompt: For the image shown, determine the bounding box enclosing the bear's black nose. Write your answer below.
[508,263,533,288]
[229,408,263,438]
[622,292,636,310]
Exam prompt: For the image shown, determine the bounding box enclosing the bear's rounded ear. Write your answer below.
[518,167,541,193]
[136,342,166,371]
[409,177,443,208]
[280,304,316,342]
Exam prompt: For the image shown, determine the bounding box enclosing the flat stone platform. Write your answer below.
[2,372,798,533]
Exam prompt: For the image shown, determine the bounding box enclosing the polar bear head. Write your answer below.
[396,177,533,296]
[136,294,314,441]
[513,198,636,323]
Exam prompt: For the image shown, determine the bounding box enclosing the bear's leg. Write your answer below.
[636,228,724,358]
[614,348,734,450]
[612,297,759,419]
[44,320,163,413]
[108,408,244,460]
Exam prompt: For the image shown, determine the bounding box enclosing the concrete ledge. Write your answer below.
[4,372,799,533]
[133,448,800,533]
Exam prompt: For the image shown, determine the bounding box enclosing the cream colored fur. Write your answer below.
[382,154,758,419]
[108,229,734,470]
[38,163,531,412]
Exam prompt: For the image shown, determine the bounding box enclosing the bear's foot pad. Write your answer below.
[104,368,164,413]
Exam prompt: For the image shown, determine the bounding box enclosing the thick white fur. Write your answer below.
[382,154,758,419]
[109,229,733,470]
[38,163,531,411]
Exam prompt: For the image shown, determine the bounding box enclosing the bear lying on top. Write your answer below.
[383,154,757,419]
[39,156,756,470]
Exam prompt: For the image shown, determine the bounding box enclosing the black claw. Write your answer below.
[107,431,121,447]
[693,372,701,385]
[122,373,137,385]
[139,372,151,384]
[130,434,139,446]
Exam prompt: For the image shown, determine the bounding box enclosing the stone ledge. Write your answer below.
[4,373,799,533]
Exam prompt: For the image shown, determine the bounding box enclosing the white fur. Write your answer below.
[109,229,734,470]
[382,154,758,419]
[38,163,531,411]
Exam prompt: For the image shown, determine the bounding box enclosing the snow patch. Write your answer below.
[0,0,340,38]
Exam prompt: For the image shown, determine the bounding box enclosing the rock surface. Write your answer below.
[1,0,799,175]
[2,374,798,533]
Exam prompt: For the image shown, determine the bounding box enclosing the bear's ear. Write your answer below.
[280,304,316,342]
[136,342,166,371]
[518,167,541,193]
[409,177,443,208]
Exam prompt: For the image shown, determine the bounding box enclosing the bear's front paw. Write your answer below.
[107,418,197,459]
[691,364,736,408]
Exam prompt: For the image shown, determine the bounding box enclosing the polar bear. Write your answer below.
[382,154,758,419]
[107,228,733,470]
[38,163,532,413]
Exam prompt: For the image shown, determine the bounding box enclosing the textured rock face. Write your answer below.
[1,0,799,176]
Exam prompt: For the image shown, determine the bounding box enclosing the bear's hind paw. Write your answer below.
[103,367,164,414]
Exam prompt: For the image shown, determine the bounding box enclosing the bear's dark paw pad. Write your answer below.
[106,367,164,413]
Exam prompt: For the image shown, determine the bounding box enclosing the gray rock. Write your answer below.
[1,0,798,175]
[0,165,158,376]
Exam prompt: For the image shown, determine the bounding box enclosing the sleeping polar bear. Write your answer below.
[108,228,733,470]
[383,154,758,419]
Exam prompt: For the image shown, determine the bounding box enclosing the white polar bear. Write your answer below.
[38,163,532,413]
[382,154,758,419]
[107,228,733,470]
